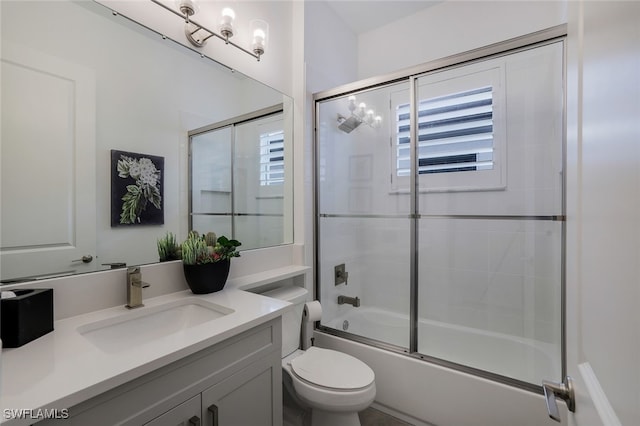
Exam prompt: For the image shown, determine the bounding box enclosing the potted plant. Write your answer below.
[157,231,181,262]
[180,231,241,294]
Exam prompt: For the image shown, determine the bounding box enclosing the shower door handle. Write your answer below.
[542,376,575,422]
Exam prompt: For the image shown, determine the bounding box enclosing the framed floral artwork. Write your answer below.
[110,150,164,226]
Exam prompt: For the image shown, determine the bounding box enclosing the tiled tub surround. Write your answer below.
[0,259,309,425]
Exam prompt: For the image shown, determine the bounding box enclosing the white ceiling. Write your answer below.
[324,0,442,35]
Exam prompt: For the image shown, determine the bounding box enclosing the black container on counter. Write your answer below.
[1,288,53,348]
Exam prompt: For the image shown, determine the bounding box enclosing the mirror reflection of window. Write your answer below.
[260,130,285,186]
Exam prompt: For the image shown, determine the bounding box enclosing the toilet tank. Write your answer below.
[260,286,308,357]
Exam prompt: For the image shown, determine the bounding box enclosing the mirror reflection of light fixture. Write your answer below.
[151,0,269,61]
[337,95,382,133]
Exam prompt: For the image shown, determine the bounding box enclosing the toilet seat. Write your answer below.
[290,347,375,390]
[283,348,377,414]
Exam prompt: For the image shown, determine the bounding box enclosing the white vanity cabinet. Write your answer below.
[143,396,201,426]
[39,318,282,426]
[201,355,277,426]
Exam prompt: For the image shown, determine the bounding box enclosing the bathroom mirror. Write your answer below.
[0,0,293,283]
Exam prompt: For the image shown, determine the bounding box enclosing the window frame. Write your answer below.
[390,62,507,193]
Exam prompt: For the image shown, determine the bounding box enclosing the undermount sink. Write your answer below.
[77,298,234,353]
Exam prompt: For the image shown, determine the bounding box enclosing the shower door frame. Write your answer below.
[313,25,567,394]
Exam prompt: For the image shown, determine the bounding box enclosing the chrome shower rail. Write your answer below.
[318,213,566,221]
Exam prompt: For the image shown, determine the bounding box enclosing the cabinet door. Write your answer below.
[202,355,281,426]
[144,395,201,426]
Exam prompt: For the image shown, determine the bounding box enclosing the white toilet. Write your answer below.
[262,286,376,426]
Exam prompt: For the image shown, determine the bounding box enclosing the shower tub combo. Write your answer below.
[314,27,567,426]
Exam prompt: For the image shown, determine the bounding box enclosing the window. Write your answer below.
[392,65,505,192]
[260,129,285,186]
[396,86,494,175]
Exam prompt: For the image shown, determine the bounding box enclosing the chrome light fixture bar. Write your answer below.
[150,0,267,61]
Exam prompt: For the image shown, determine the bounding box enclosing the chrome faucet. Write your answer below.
[337,295,360,307]
[126,266,150,309]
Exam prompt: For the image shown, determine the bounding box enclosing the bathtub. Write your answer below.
[317,307,565,426]
[326,307,560,385]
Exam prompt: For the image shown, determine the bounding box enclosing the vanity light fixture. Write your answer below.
[151,0,268,61]
[337,95,382,133]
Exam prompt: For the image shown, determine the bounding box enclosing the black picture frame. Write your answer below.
[110,149,164,227]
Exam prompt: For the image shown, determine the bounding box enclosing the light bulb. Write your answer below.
[251,20,269,57]
[219,7,236,39]
[175,0,198,16]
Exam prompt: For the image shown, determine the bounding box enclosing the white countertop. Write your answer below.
[0,288,291,425]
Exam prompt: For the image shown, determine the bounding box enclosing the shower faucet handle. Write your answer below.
[334,263,349,286]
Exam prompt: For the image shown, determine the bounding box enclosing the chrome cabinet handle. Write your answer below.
[188,415,201,426]
[207,404,218,426]
[542,376,575,422]
[102,262,126,269]
[72,255,93,263]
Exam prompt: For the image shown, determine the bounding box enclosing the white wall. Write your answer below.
[565,1,640,425]
[304,0,359,93]
[357,0,567,80]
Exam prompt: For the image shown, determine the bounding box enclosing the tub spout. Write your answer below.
[338,295,360,307]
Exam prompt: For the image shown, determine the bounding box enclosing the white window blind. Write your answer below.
[396,86,494,177]
[260,130,284,186]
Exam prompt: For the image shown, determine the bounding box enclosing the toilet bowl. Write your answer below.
[261,286,376,426]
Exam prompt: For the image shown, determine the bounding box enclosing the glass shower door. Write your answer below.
[415,41,564,384]
[315,38,564,389]
[317,81,412,349]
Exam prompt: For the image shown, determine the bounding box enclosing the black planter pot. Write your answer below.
[182,260,231,294]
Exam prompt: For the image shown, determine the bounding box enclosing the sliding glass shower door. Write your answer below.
[317,81,412,349]
[415,42,564,384]
[316,36,565,388]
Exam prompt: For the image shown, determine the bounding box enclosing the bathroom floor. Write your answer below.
[359,407,414,426]
[283,398,413,426]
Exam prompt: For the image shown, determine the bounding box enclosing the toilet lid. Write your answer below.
[290,347,375,390]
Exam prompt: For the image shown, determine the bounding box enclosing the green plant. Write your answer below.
[157,232,181,261]
[214,235,242,261]
[180,232,241,265]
